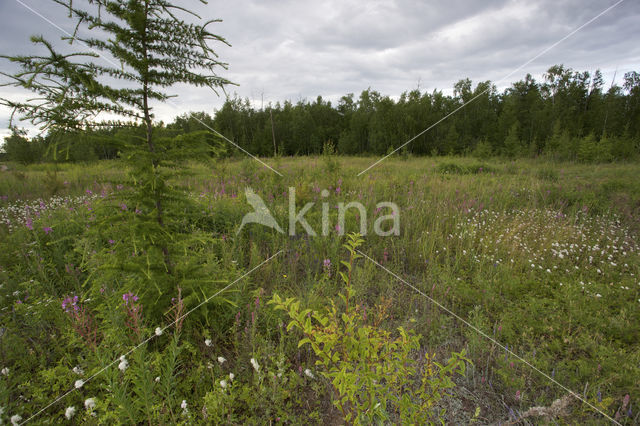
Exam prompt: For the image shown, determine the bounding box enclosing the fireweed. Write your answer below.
[62,295,100,350]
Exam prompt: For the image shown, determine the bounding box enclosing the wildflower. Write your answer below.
[43,226,53,234]
[122,292,139,305]
[25,217,33,230]
[75,379,84,389]
[217,356,226,364]
[220,379,227,389]
[11,414,22,425]
[155,376,161,382]
[229,373,234,381]
[323,258,331,277]
[204,339,212,347]
[65,406,76,419]
[250,358,260,372]
[155,327,163,336]
[1,367,9,376]
[118,355,129,372]
[304,368,314,379]
[181,400,188,413]
[62,295,79,313]
[84,398,96,411]
[595,293,602,298]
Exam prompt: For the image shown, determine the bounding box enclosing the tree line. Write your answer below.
[3,64,640,163]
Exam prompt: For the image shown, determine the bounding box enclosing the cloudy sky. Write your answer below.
[0,0,639,140]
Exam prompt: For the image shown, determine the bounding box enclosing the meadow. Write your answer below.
[0,155,639,424]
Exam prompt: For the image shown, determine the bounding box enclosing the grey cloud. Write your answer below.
[1,0,639,139]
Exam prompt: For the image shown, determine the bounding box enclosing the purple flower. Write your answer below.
[122,292,139,305]
[120,203,127,211]
[323,259,331,277]
[108,239,115,245]
[26,217,33,230]
[43,226,52,235]
[62,295,79,313]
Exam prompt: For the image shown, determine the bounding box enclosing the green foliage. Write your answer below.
[322,140,340,175]
[270,234,469,424]
[472,139,493,159]
[2,128,44,164]
[503,122,523,158]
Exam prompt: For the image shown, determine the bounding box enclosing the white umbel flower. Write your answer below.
[217,356,226,364]
[118,355,129,372]
[1,367,9,376]
[229,372,235,381]
[75,379,84,389]
[304,368,314,379]
[84,398,96,411]
[11,414,22,425]
[220,379,227,389]
[204,339,212,347]
[250,358,260,372]
[65,406,76,419]
[155,327,163,336]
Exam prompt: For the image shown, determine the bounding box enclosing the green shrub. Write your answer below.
[270,234,468,424]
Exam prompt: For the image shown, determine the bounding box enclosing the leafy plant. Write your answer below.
[270,233,469,424]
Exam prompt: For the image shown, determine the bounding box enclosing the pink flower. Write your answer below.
[43,226,52,235]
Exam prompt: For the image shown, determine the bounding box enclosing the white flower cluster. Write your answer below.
[118,355,129,372]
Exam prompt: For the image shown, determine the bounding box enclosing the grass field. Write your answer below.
[1,156,639,424]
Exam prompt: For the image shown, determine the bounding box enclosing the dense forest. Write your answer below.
[3,64,640,163]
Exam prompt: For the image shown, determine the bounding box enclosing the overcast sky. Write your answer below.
[1,0,639,140]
